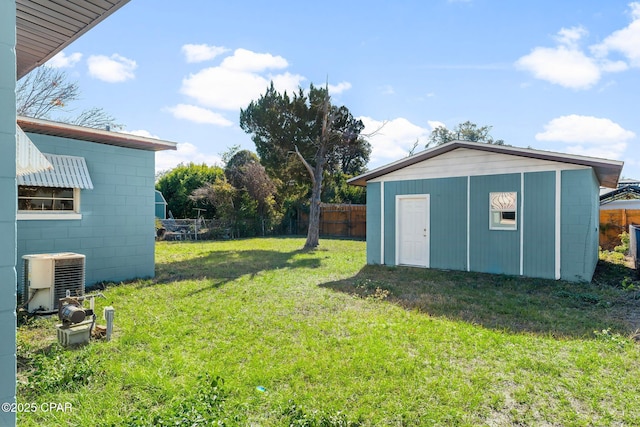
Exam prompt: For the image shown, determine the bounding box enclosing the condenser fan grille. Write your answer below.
[53,258,85,308]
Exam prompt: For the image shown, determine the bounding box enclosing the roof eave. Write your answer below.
[17,116,177,152]
[347,140,624,188]
[16,0,131,79]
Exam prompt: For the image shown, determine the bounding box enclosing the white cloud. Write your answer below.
[360,116,435,167]
[87,54,137,83]
[180,49,305,110]
[47,51,82,68]
[182,44,229,63]
[220,48,288,72]
[119,129,160,139]
[427,120,446,130]
[555,26,588,49]
[328,81,352,95]
[591,2,640,67]
[166,104,233,126]
[269,72,306,94]
[536,114,635,160]
[564,143,628,160]
[515,46,600,90]
[155,142,222,173]
[118,130,223,173]
[516,6,640,90]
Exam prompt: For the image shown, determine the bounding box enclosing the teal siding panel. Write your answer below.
[0,2,16,424]
[383,182,396,265]
[366,182,381,264]
[382,177,467,270]
[17,133,156,286]
[469,174,521,275]
[523,172,556,279]
[561,169,599,282]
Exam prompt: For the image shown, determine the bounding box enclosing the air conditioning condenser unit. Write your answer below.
[23,253,85,312]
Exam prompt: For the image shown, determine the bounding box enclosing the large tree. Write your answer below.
[16,66,120,129]
[428,120,504,147]
[240,83,369,248]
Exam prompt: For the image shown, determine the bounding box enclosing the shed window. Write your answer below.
[489,192,517,230]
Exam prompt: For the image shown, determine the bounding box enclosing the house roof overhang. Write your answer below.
[18,116,178,152]
[347,140,624,188]
[16,0,130,79]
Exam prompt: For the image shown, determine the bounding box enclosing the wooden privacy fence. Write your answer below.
[599,209,640,250]
[299,203,366,238]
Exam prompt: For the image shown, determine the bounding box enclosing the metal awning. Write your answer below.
[16,125,53,176]
[17,153,93,189]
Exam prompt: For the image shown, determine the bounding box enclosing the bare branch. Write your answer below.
[361,119,388,138]
[294,145,316,186]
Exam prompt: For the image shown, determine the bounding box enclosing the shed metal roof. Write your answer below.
[18,116,177,152]
[16,0,130,79]
[348,140,624,188]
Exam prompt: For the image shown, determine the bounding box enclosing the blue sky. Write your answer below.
[40,0,640,181]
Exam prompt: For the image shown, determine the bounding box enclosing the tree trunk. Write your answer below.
[305,165,323,249]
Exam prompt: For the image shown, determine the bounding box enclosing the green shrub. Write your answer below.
[614,231,630,254]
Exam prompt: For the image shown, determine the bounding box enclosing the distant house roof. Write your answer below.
[348,140,624,188]
[18,116,177,152]
[600,185,640,205]
[16,0,130,78]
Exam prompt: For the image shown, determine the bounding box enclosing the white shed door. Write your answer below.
[396,195,429,267]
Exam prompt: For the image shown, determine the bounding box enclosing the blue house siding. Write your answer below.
[380,177,467,269]
[560,169,600,282]
[523,171,556,279]
[17,133,156,286]
[469,174,521,276]
[0,2,17,424]
[365,182,381,264]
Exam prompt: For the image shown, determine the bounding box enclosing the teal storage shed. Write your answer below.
[348,141,624,282]
[16,116,176,286]
[155,190,168,219]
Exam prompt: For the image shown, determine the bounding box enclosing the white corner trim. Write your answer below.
[380,181,385,264]
[466,176,470,271]
[555,170,562,280]
[520,172,524,276]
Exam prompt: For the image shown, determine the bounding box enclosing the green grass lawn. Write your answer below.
[17,238,640,426]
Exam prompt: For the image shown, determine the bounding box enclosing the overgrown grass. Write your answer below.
[17,238,640,426]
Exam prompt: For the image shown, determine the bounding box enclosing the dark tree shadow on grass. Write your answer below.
[320,260,640,338]
[147,244,320,295]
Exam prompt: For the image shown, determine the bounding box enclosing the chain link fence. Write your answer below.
[157,204,366,241]
[157,218,306,241]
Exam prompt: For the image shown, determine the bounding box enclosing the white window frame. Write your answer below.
[17,186,82,221]
[489,191,517,231]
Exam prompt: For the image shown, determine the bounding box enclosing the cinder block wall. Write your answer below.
[0,1,17,425]
[17,134,156,287]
